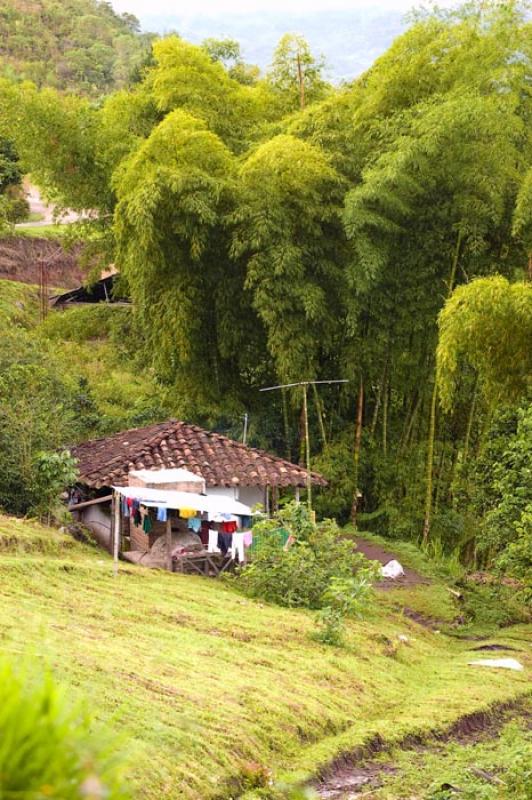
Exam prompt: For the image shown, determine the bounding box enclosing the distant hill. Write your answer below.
[137,8,407,82]
[0,0,153,94]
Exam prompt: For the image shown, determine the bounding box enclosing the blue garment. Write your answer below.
[156,506,168,522]
[188,517,201,533]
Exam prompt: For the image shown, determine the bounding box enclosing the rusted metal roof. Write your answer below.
[71,419,327,490]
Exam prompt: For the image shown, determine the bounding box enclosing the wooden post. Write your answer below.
[302,383,312,511]
[350,378,364,524]
[166,515,173,572]
[113,491,121,575]
[295,487,300,504]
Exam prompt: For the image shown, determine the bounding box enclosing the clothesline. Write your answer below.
[112,485,254,517]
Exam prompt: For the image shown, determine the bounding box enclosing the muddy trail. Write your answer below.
[354,538,430,590]
[313,696,531,799]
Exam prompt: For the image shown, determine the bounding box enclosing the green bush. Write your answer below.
[41,305,131,344]
[236,503,376,610]
[314,572,377,645]
[0,657,129,799]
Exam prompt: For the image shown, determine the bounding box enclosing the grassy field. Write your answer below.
[0,516,529,799]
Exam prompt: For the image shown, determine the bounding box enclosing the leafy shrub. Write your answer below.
[314,571,377,645]
[0,330,80,515]
[41,305,131,344]
[236,502,376,610]
[0,657,129,799]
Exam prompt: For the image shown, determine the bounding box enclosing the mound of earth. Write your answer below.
[0,236,84,288]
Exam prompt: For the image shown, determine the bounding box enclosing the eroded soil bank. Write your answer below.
[313,696,531,799]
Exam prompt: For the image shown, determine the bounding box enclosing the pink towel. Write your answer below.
[243,531,252,548]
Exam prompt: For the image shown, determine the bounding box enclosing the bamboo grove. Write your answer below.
[0,1,531,579]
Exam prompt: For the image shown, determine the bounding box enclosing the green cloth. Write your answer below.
[142,513,153,534]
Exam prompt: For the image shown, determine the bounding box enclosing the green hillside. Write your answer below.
[0,0,152,95]
[0,516,529,799]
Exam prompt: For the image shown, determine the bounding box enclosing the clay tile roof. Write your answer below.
[71,419,327,491]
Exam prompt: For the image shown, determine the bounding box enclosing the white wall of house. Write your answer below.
[77,502,112,551]
[206,485,264,510]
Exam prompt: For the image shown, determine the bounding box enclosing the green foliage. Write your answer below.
[32,450,78,519]
[477,404,532,596]
[0,657,129,798]
[437,278,532,410]
[0,0,152,95]
[2,0,531,577]
[232,134,345,382]
[314,571,377,645]
[41,305,131,344]
[236,503,373,610]
[267,34,329,113]
[147,36,263,153]
[0,330,79,514]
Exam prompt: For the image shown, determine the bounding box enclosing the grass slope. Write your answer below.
[0,518,529,799]
[0,277,40,326]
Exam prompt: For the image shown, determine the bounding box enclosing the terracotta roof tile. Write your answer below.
[71,419,327,491]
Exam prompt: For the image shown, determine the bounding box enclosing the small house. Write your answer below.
[69,419,326,558]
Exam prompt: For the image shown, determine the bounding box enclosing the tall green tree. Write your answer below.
[232,134,345,383]
[267,34,329,113]
[437,277,532,411]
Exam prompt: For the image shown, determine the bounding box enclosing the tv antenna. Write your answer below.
[260,380,349,510]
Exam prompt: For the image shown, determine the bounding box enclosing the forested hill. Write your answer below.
[0,0,152,94]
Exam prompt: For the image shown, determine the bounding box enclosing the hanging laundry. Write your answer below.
[121,497,130,518]
[156,506,167,522]
[143,513,153,534]
[218,532,233,555]
[221,520,237,534]
[243,530,253,548]
[179,508,196,519]
[133,508,142,527]
[188,517,201,533]
[208,529,220,553]
[200,521,211,547]
[231,532,245,563]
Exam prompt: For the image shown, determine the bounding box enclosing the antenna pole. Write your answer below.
[260,379,349,515]
[302,384,312,510]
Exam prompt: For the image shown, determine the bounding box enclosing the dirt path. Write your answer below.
[314,697,530,799]
[355,537,430,589]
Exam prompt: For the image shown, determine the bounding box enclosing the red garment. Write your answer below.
[221,521,237,534]
[199,522,210,547]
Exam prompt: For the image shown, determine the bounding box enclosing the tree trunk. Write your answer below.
[422,379,438,545]
[370,358,388,436]
[462,382,477,465]
[296,53,305,109]
[282,388,291,460]
[423,229,463,543]
[350,379,364,525]
[312,382,328,449]
[298,401,306,466]
[382,378,389,457]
